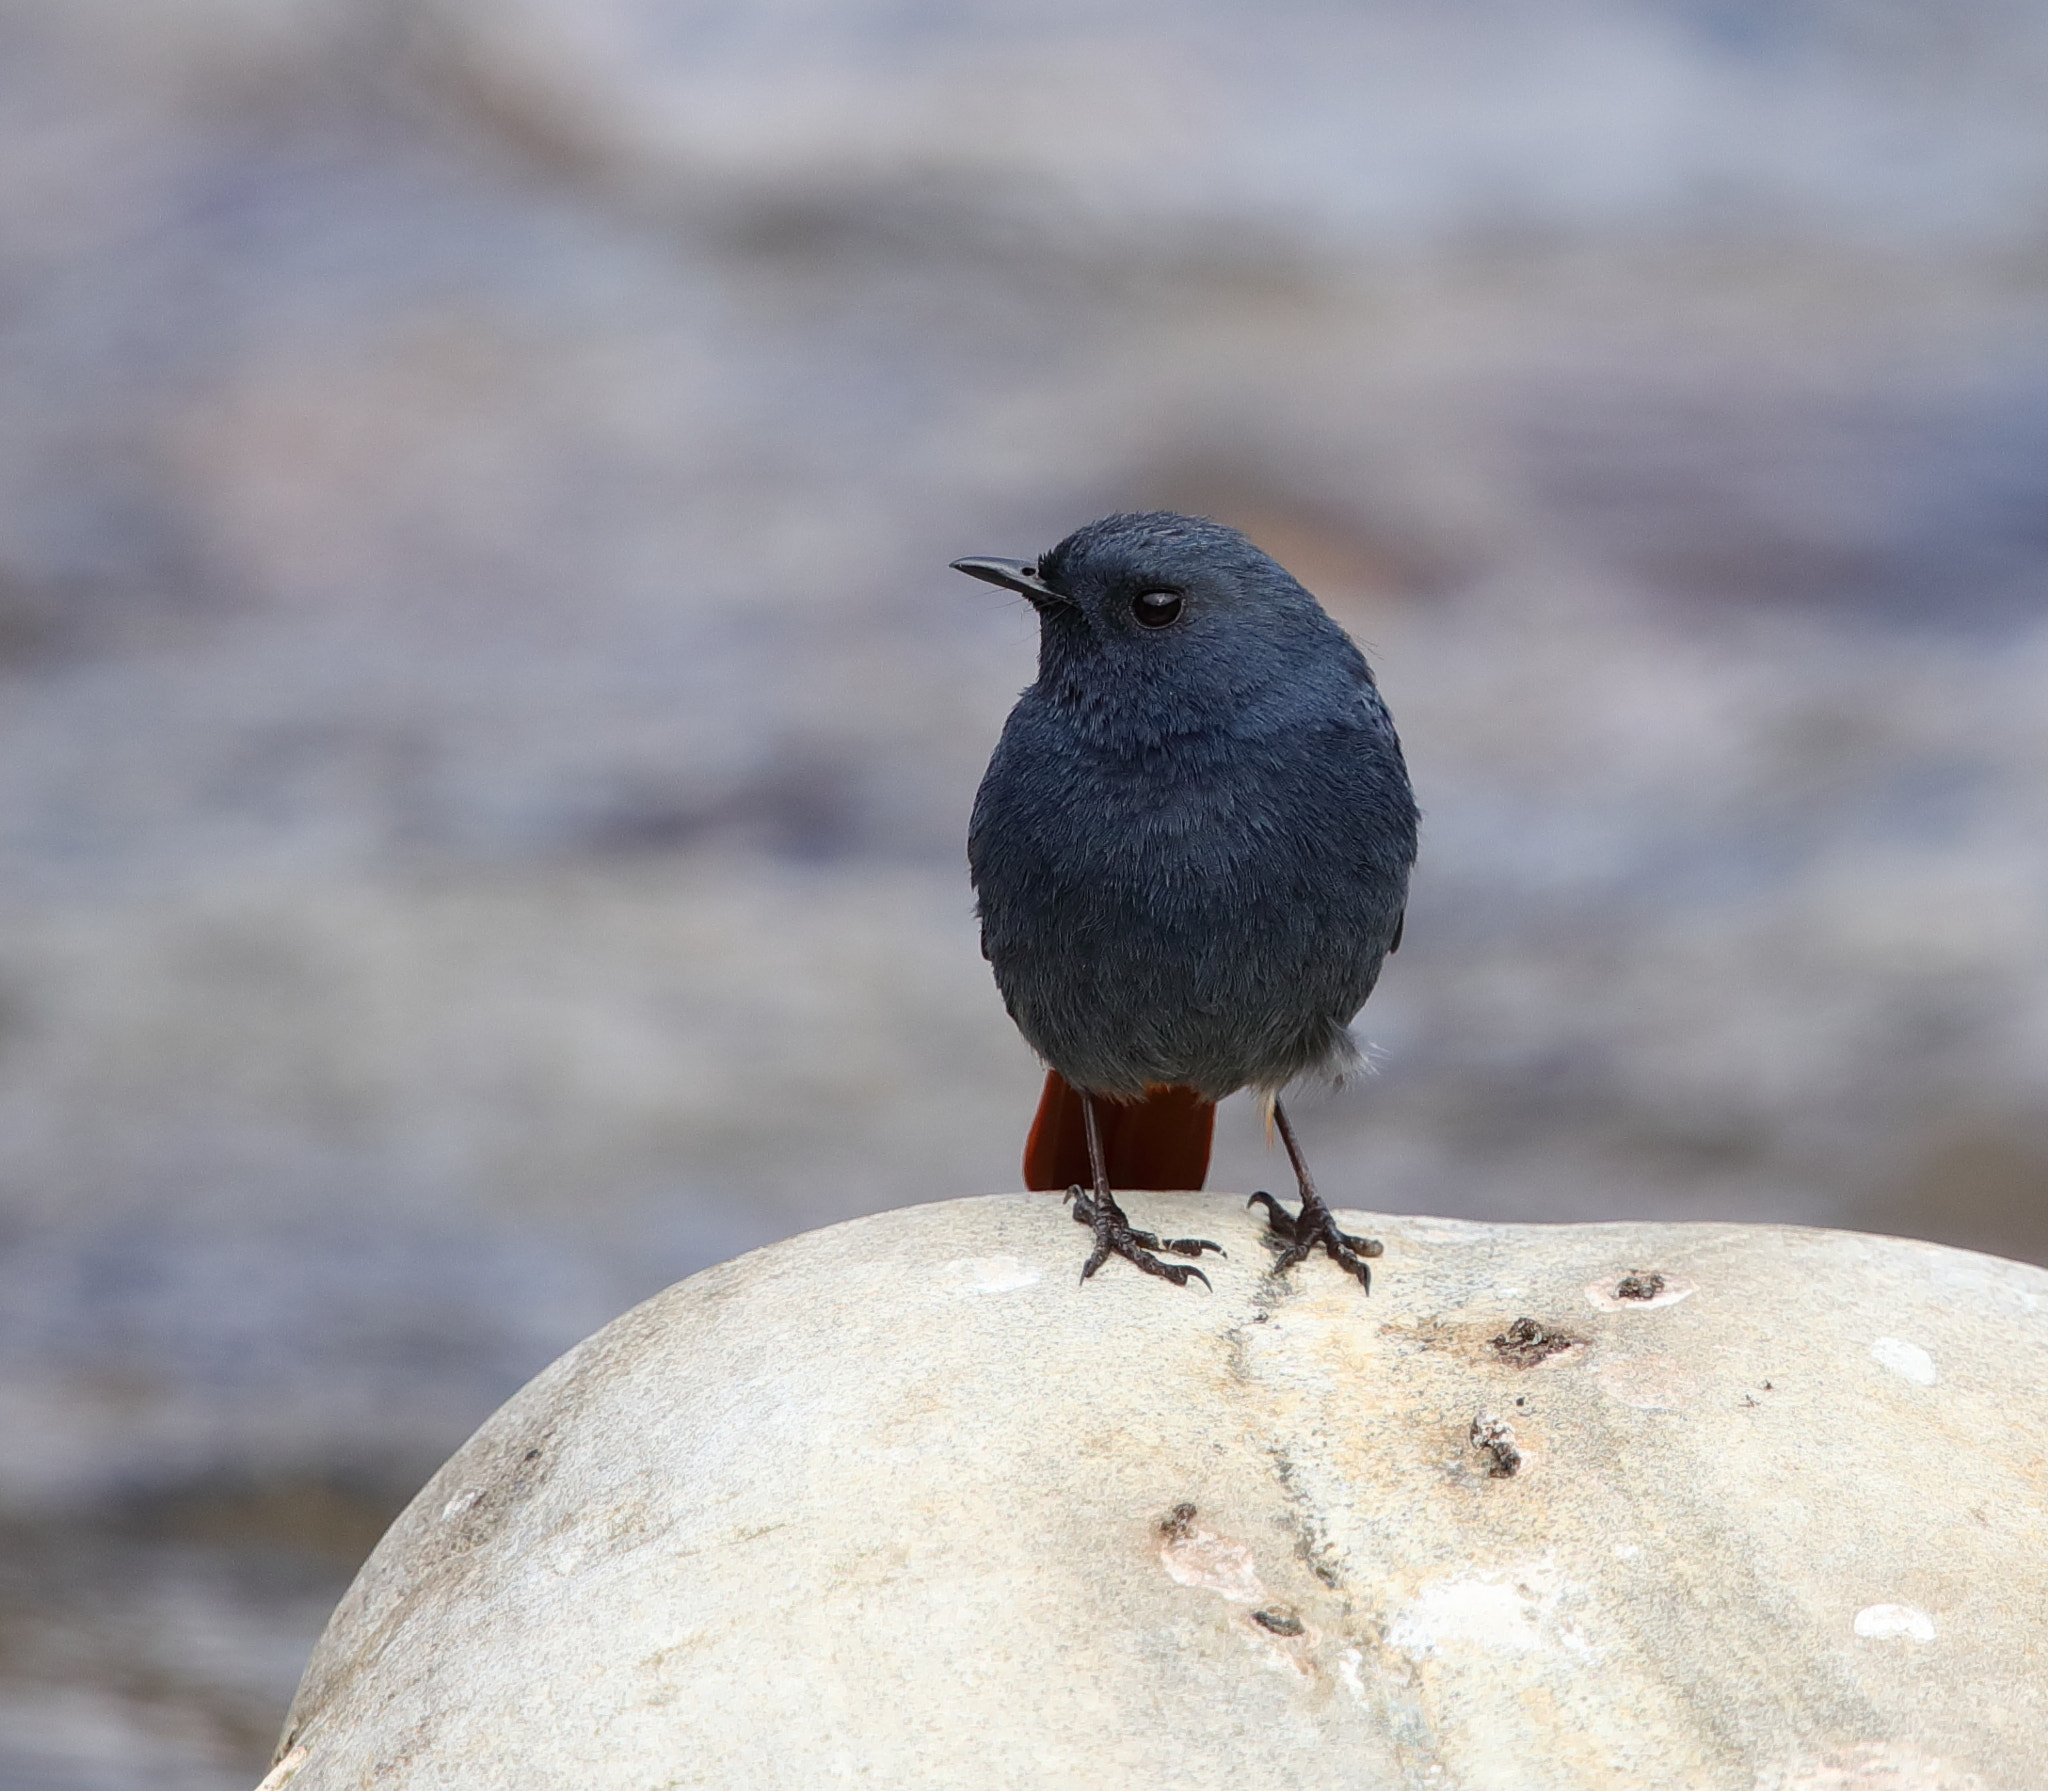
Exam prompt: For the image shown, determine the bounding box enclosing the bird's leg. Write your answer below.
[1248,1100,1383,1293]
[1065,1091,1217,1289]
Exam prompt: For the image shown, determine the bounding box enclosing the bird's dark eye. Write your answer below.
[1132,589,1184,628]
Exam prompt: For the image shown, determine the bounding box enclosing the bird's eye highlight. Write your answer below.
[1132,589,1184,628]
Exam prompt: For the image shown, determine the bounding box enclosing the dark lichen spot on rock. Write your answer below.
[1616,1272,1667,1301]
[1470,1412,1523,1478]
[1252,1608,1305,1636]
[1160,1502,1198,1541]
[1492,1316,1581,1368]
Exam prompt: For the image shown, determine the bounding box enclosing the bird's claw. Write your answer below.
[1067,1187,1216,1289]
[1248,1190,1382,1292]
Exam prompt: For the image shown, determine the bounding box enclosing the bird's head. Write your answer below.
[951,511,1363,740]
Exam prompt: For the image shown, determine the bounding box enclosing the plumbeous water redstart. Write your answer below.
[953,511,1417,1292]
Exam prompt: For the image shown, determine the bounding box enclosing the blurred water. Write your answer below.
[2,3,2046,1784]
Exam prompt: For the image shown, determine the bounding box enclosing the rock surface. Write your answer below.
[274,1196,2048,1790]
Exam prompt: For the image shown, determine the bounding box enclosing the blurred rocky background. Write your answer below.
[2,1,2046,1783]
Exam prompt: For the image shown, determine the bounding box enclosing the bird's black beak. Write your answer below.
[949,556,1070,608]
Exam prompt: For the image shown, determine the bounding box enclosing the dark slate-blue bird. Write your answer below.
[953,511,1418,1291]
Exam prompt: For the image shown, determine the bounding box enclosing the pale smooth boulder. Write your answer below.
[271,1196,2048,1790]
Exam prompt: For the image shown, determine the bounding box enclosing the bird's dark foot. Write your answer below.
[1248,1190,1383,1292]
[1066,1187,1220,1289]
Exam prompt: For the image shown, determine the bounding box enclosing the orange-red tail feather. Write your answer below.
[1022,1070,1215,1192]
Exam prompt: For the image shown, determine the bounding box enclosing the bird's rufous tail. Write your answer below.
[1022,1070,1214,1192]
